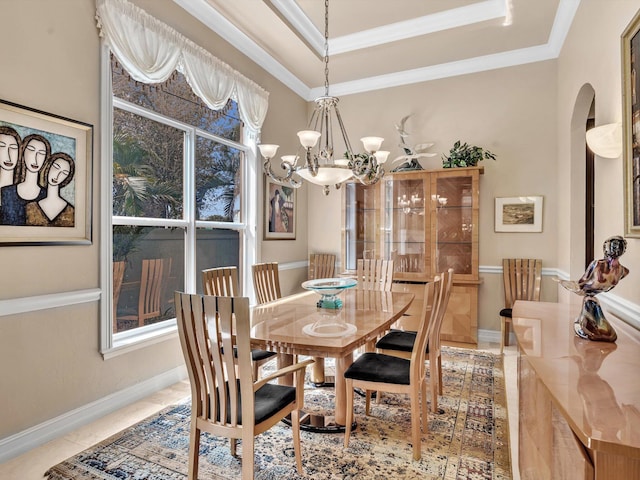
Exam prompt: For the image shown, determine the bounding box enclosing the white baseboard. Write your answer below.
[0,365,188,463]
[477,328,509,345]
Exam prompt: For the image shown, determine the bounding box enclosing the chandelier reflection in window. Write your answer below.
[257,0,388,195]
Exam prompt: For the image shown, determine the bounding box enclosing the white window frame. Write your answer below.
[99,44,258,358]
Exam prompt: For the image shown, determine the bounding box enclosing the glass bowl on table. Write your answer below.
[301,277,357,309]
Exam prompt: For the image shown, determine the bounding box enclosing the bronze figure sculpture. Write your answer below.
[558,235,629,342]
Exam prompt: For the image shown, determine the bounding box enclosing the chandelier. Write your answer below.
[258,0,388,195]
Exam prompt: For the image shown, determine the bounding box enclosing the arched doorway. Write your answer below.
[569,84,596,278]
[585,101,595,267]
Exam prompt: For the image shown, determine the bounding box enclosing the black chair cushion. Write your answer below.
[375,330,430,353]
[253,383,296,424]
[214,381,296,425]
[225,347,276,362]
[344,352,410,385]
[499,308,512,318]
[251,349,277,362]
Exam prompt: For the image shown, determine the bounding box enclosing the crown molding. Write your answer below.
[272,0,506,56]
[173,0,581,100]
[172,0,309,98]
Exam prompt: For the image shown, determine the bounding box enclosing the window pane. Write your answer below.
[109,49,248,343]
[195,136,242,222]
[195,228,240,294]
[113,109,184,219]
[111,55,242,141]
[113,226,184,333]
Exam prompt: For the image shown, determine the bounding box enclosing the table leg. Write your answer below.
[334,353,353,426]
[277,353,294,385]
[311,357,326,384]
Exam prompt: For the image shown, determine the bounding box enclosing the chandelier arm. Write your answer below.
[263,158,297,186]
[304,148,320,177]
[333,106,353,156]
[357,166,385,186]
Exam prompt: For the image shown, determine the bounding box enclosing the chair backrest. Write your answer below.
[202,266,240,297]
[174,292,253,431]
[138,258,172,323]
[112,261,126,315]
[502,259,542,308]
[356,258,394,291]
[426,268,454,355]
[308,253,336,280]
[252,262,282,304]
[411,275,444,377]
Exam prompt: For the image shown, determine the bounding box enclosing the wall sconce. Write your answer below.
[586,122,622,159]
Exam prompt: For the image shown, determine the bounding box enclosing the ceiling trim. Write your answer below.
[173,0,581,101]
[172,0,310,98]
[316,44,556,99]
[272,0,507,56]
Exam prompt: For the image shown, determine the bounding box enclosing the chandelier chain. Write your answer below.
[324,0,330,96]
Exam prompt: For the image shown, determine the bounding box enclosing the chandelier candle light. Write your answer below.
[258,0,388,195]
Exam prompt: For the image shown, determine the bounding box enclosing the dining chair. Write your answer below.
[375,268,454,412]
[307,253,336,385]
[174,292,313,479]
[356,258,394,353]
[201,266,276,379]
[112,260,126,333]
[308,253,336,280]
[343,275,445,461]
[356,258,394,291]
[202,266,239,297]
[500,258,542,353]
[117,257,172,329]
[252,262,282,304]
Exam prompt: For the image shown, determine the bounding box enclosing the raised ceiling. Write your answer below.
[173,0,579,100]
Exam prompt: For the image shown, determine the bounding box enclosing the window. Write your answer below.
[103,53,254,351]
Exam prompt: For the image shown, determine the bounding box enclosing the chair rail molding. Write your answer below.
[0,288,101,318]
[480,265,639,331]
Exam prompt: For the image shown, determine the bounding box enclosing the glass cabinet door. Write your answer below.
[431,172,478,280]
[344,183,381,271]
[384,176,430,280]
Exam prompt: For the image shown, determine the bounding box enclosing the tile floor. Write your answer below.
[0,342,520,480]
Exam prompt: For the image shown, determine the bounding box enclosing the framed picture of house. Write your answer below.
[495,196,543,232]
[0,99,92,245]
[264,177,296,240]
[622,9,640,237]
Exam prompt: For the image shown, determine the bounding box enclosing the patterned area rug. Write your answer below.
[45,347,511,480]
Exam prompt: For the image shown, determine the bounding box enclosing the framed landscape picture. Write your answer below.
[0,99,93,245]
[264,177,296,240]
[622,9,640,237]
[495,196,543,233]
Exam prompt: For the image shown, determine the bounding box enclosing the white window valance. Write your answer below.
[95,0,269,131]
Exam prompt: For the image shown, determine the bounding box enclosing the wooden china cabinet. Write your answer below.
[344,166,482,344]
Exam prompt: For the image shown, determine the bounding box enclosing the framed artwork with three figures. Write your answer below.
[0,99,92,245]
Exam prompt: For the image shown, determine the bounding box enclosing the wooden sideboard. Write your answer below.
[512,300,640,480]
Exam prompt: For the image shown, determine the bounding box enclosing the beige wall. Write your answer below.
[2,0,639,448]
[556,0,640,304]
[0,0,307,439]
[309,60,560,332]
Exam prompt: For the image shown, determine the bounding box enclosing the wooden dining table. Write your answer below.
[251,288,414,431]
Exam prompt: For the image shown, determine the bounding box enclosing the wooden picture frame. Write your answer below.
[0,99,92,245]
[264,177,296,240]
[495,196,543,232]
[622,10,640,237]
